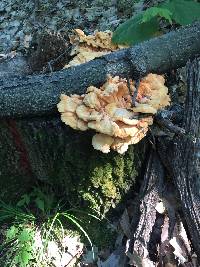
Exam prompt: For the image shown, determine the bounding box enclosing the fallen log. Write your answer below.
[0,22,200,118]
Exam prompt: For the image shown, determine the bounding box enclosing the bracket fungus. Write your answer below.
[64,29,127,68]
[57,74,170,154]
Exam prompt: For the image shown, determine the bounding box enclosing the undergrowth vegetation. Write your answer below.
[0,187,116,267]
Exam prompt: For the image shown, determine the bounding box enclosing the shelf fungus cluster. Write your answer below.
[64,29,126,68]
[57,74,170,154]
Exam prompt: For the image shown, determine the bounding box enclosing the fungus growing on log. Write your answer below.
[65,29,127,68]
[57,74,170,153]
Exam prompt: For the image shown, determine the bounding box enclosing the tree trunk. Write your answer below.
[168,58,200,259]
[128,151,165,266]
[129,57,200,265]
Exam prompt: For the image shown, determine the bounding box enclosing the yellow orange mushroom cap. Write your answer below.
[64,29,128,68]
[57,74,170,154]
[92,134,114,154]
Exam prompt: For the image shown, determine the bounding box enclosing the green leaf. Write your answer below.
[20,249,33,266]
[17,194,30,207]
[6,225,18,240]
[112,13,160,45]
[142,7,173,24]
[24,243,34,252]
[18,229,32,242]
[160,0,200,26]
[35,197,45,212]
[112,0,200,46]
[14,255,20,264]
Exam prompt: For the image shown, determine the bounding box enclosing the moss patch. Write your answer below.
[82,147,140,214]
[1,117,144,215]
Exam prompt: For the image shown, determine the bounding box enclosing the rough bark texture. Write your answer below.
[126,58,200,265]
[169,58,200,259]
[0,22,200,118]
[127,151,165,266]
[155,58,200,263]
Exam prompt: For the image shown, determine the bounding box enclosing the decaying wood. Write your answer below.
[168,58,200,260]
[155,106,185,135]
[157,58,200,262]
[127,58,200,266]
[127,151,165,266]
[0,22,200,118]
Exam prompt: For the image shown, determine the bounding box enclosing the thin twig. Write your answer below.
[155,117,185,135]
[47,47,71,73]
[126,75,140,107]
[132,78,140,107]
[126,75,132,96]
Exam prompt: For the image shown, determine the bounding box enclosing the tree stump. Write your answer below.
[128,58,200,266]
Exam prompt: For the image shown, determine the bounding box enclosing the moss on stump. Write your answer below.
[0,117,144,213]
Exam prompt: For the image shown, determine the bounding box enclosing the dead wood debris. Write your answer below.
[117,204,197,267]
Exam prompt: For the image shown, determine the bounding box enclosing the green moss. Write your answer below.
[0,117,145,250]
[81,146,141,214]
[44,133,142,215]
[1,116,143,215]
[39,133,143,214]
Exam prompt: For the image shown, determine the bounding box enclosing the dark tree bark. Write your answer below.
[0,22,200,118]
[168,58,200,259]
[156,58,200,261]
[129,151,165,265]
[127,58,200,265]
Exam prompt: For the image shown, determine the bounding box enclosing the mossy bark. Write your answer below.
[0,120,33,199]
[0,116,144,213]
